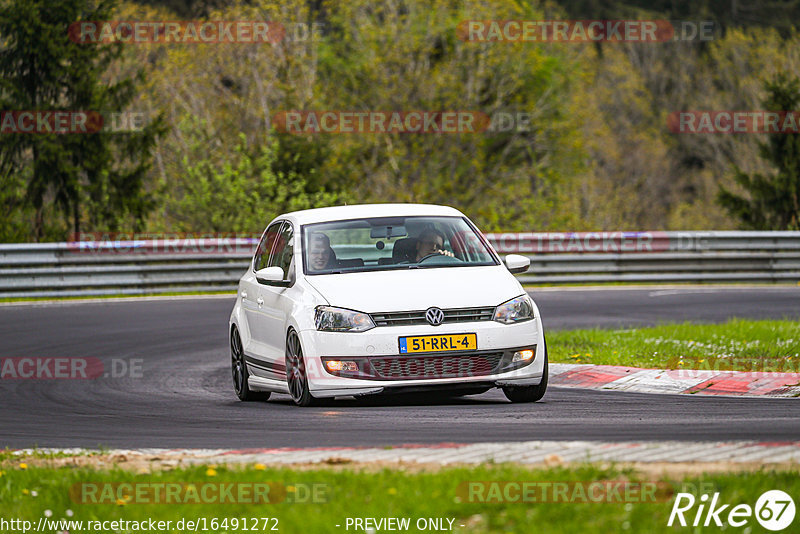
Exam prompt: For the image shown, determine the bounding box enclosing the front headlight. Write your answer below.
[315,306,375,332]
[493,295,535,324]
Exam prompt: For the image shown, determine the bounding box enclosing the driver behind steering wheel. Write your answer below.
[415,228,454,262]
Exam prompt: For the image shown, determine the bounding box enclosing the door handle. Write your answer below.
[241,290,247,299]
[256,297,264,307]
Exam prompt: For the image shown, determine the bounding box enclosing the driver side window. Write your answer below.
[269,222,294,280]
[254,222,283,271]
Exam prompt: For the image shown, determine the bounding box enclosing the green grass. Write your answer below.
[0,448,99,463]
[549,318,800,372]
[1,462,798,533]
[0,447,110,464]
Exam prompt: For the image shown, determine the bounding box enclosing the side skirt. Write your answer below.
[248,375,291,394]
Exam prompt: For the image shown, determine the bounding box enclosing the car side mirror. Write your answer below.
[255,266,289,286]
[504,254,530,274]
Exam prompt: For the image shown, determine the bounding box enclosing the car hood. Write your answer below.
[304,265,523,312]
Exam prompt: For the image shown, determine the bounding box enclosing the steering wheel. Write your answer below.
[417,252,462,263]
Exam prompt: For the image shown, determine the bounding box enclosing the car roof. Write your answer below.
[278,203,465,226]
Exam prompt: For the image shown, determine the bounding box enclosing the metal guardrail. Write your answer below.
[0,231,798,298]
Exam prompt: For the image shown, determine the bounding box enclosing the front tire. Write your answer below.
[502,342,548,403]
[231,326,270,402]
[285,329,319,407]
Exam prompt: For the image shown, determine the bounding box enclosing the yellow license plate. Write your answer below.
[399,333,477,354]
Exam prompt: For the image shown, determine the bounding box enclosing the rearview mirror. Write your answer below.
[255,266,289,286]
[370,225,407,239]
[504,254,530,274]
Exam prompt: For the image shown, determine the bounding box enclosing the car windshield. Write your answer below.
[302,216,498,274]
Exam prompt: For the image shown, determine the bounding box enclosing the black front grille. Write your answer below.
[368,352,504,380]
[371,306,494,327]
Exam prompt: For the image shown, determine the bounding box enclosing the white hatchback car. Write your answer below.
[229,204,547,406]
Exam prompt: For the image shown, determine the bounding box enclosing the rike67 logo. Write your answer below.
[668,490,795,531]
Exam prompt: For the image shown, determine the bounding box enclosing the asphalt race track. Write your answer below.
[1,287,799,449]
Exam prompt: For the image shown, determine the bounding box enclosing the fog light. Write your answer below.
[512,349,534,362]
[325,360,358,372]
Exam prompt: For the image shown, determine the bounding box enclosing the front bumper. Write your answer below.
[319,345,536,381]
[297,319,545,397]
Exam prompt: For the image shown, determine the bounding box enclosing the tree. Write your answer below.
[0,0,165,241]
[718,74,800,230]
[167,116,343,232]
[305,0,586,231]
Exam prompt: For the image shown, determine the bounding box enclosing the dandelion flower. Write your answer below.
[205,468,217,477]
[254,463,266,471]
[19,463,28,470]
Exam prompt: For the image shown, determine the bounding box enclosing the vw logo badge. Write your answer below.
[425,307,444,326]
